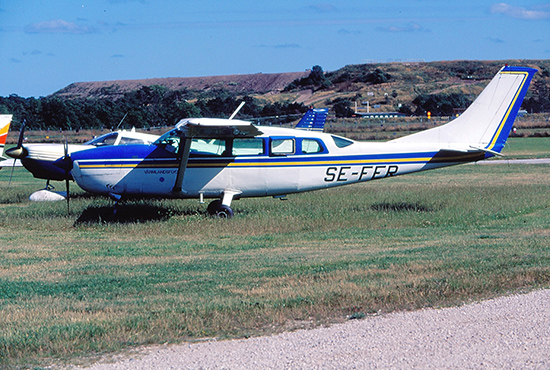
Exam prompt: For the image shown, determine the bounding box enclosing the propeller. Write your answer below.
[6,120,26,186]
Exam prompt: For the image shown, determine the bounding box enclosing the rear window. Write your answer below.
[301,139,324,154]
[271,139,295,155]
[331,135,354,148]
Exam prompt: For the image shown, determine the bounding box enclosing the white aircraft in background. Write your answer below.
[5,127,159,201]
[66,66,535,217]
[6,127,159,182]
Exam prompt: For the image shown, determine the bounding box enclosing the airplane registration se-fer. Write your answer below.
[68,66,535,218]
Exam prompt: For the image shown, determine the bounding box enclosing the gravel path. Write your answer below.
[72,289,550,370]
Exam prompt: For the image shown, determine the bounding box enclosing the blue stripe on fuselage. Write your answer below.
[71,144,463,170]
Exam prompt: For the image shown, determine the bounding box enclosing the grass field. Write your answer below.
[0,139,549,368]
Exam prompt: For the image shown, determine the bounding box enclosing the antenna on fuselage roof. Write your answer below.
[116,112,129,130]
[228,101,245,120]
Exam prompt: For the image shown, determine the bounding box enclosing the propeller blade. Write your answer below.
[16,120,25,148]
[8,120,26,186]
[8,158,16,187]
[5,120,28,159]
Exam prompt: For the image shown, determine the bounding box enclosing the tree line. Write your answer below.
[0,87,308,130]
[1,62,548,127]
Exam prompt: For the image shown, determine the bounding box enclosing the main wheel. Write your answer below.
[207,200,234,218]
[215,204,234,218]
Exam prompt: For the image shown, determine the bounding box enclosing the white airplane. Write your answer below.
[5,127,159,183]
[69,66,535,217]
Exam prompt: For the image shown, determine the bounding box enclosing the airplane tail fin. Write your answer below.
[391,66,536,154]
[0,114,13,158]
[295,108,329,131]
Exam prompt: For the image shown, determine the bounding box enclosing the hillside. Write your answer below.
[51,71,311,100]
[50,59,549,116]
[291,59,549,111]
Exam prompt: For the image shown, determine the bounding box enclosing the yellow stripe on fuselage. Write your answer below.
[77,156,434,170]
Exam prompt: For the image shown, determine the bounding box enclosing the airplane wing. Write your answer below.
[175,118,263,138]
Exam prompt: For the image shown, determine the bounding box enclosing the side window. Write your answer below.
[233,138,264,156]
[271,138,295,155]
[190,139,226,156]
[301,139,324,154]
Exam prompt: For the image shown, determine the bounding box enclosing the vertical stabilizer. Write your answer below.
[0,114,13,158]
[391,66,536,153]
[295,108,329,131]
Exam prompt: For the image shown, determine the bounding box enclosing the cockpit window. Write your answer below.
[155,129,180,153]
[331,135,354,148]
[154,130,227,156]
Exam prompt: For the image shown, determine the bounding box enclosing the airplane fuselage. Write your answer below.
[71,127,486,200]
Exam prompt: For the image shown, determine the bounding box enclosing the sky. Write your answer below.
[0,1,549,97]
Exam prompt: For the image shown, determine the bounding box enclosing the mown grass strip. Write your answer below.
[0,153,549,368]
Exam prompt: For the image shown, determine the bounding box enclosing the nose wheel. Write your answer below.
[207,200,234,218]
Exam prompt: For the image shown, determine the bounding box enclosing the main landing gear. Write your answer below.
[206,191,238,218]
[207,200,234,218]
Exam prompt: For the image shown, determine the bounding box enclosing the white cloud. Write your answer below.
[376,22,430,33]
[490,3,550,20]
[24,19,97,34]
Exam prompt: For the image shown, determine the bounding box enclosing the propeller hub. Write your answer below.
[5,146,28,159]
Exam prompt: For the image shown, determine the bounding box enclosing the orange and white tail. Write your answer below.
[0,114,13,158]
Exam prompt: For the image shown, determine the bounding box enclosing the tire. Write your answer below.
[207,200,222,216]
[215,205,234,218]
[207,200,234,218]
